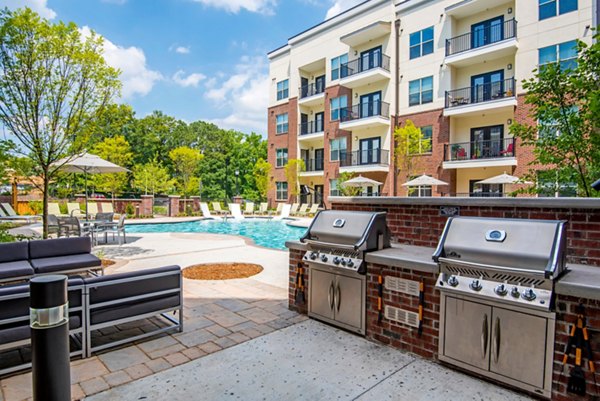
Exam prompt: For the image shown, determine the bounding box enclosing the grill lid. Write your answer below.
[300,210,390,251]
[433,217,567,278]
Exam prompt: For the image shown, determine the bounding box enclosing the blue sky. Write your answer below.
[1,0,364,136]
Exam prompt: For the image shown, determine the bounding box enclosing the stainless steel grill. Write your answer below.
[300,210,390,335]
[433,216,567,399]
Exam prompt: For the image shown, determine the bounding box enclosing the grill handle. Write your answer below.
[437,257,549,279]
[492,317,501,364]
[481,314,488,360]
[328,282,335,310]
[335,284,341,312]
[302,239,357,251]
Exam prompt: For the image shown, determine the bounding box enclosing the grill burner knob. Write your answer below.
[522,288,537,301]
[309,252,318,261]
[320,254,328,263]
[340,258,347,266]
[346,260,354,268]
[511,287,520,298]
[494,284,508,296]
[469,279,482,291]
[447,275,459,287]
[333,257,340,265]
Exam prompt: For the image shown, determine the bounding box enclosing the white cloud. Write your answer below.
[175,46,191,54]
[1,0,56,19]
[191,0,277,15]
[325,0,363,20]
[204,56,268,135]
[172,70,206,88]
[80,26,162,99]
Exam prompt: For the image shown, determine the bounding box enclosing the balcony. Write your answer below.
[339,100,390,131]
[445,19,518,67]
[299,158,324,176]
[298,121,324,141]
[443,137,517,169]
[339,54,391,89]
[339,149,389,173]
[298,82,325,107]
[444,78,517,117]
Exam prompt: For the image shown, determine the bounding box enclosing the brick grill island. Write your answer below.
[286,197,600,401]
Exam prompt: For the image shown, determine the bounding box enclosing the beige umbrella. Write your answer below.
[402,174,449,187]
[476,172,532,185]
[341,175,383,187]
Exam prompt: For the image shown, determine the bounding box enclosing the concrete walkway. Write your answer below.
[87,320,533,401]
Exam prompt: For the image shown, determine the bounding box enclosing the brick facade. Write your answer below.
[267,99,298,206]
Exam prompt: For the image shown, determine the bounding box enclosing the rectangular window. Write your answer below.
[410,125,433,154]
[330,179,340,196]
[275,148,288,168]
[408,185,432,197]
[537,171,577,197]
[276,79,289,100]
[276,113,288,134]
[409,76,433,106]
[329,137,347,162]
[330,96,348,121]
[539,0,578,20]
[331,54,348,81]
[276,182,288,201]
[539,40,578,71]
[409,26,434,59]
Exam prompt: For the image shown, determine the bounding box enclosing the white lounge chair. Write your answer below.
[301,204,319,217]
[86,202,98,218]
[48,202,65,216]
[290,203,299,216]
[273,204,292,220]
[0,203,40,222]
[229,203,245,220]
[212,202,227,215]
[258,202,268,215]
[101,203,114,214]
[200,202,218,219]
[67,202,85,217]
[244,202,254,216]
[295,203,309,216]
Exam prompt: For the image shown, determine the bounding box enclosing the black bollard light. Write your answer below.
[30,275,71,401]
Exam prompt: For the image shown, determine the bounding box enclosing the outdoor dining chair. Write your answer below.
[95,214,126,245]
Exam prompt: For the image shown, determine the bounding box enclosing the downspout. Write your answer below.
[393,18,401,197]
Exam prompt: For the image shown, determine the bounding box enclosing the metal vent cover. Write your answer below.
[384,277,420,296]
[384,305,419,328]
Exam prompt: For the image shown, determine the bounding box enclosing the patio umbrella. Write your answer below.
[53,153,129,219]
[402,174,449,187]
[476,172,532,185]
[341,175,383,187]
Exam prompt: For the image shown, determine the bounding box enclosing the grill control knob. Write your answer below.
[340,258,347,266]
[511,287,520,298]
[494,284,508,296]
[346,260,354,268]
[309,252,318,261]
[469,279,483,291]
[320,254,328,263]
[522,288,537,301]
[447,275,459,287]
[333,257,340,265]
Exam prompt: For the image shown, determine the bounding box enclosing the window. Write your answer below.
[276,113,288,134]
[537,171,577,197]
[330,96,348,121]
[330,179,340,196]
[276,148,288,168]
[539,41,578,71]
[538,106,578,138]
[331,54,348,80]
[410,126,433,154]
[409,76,433,106]
[408,183,432,197]
[276,182,288,201]
[539,0,578,20]
[329,137,347,162]
[276,79,289,100]
[409,27,434,59]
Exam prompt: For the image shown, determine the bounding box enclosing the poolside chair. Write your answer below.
[200,202,218,220]
[273,204,292,220]
[212,202,227,215]
[48,202,64,216]
[229,203,245,220]
[295,203,309,216]
[100,203,114,214]
[0,203,40,222]
[290,203,299,216]
[302,204,319,217]
[244,202,254,216]
[86,202,99,219]
[258,202,268,215]
[96,214,126,245]
[67,202,85,218]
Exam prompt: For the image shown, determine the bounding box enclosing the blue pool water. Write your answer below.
[126,219,307,250]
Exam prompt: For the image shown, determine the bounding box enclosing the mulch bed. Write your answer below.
[183,263,264,280]
[101,259,116,268]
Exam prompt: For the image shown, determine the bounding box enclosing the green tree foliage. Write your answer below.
[91,136,133,199]
[510,35,600,197]
[126,111,180,166]
[394,120,432,180]
[132,158,175,196]
[0,140,13,186]
[168,146,203,197]
[338,172,361,196]
[253,158,271,202]
[0,8,120,236]
[86,104,136,147]
[284,159,305,201]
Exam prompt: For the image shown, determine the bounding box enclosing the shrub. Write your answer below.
[125,203,135,217]
[153,206,168,216]
[59,202,68,215]
[28,201,43,215]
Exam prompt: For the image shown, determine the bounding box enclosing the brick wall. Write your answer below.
[267,99,298,206]
[289,248,308,315]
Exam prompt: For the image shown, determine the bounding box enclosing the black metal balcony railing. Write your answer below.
[339,149,389,167]
[340,54,391,78]
[299,82,325,99]
[443,137,516,162]
[302,158,324,172]
[445,78,515,109]
[446,19,517,56]
[340,100,390,123]
[444,192,506,198]
[299,120,324,135]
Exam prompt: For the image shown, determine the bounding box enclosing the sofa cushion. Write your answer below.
[30,254,101,275]
[29,237,92,260]
[90,294,180,325]
[0,261,34,280]
[0,242,29,263]
[0,316,81,345]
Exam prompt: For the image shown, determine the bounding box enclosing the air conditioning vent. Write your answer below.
[384,277,420,296]
[384,305,419,328]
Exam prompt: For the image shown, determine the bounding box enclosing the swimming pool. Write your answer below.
[126,219,307,250]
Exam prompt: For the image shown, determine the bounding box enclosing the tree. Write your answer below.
[253,158,271,202]
[91,136,133,200]
[131,158,175,196]
[0,8,120,237]
[394,120,432,182]
[168,146,203,197]
[0,140,13,187]
[338,171,361,196]
[284,159,305,201]
[510,35,600,197]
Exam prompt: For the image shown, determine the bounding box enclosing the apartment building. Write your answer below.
[267,0,597,206]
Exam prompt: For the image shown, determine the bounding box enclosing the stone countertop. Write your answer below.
[556,264,600,301]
